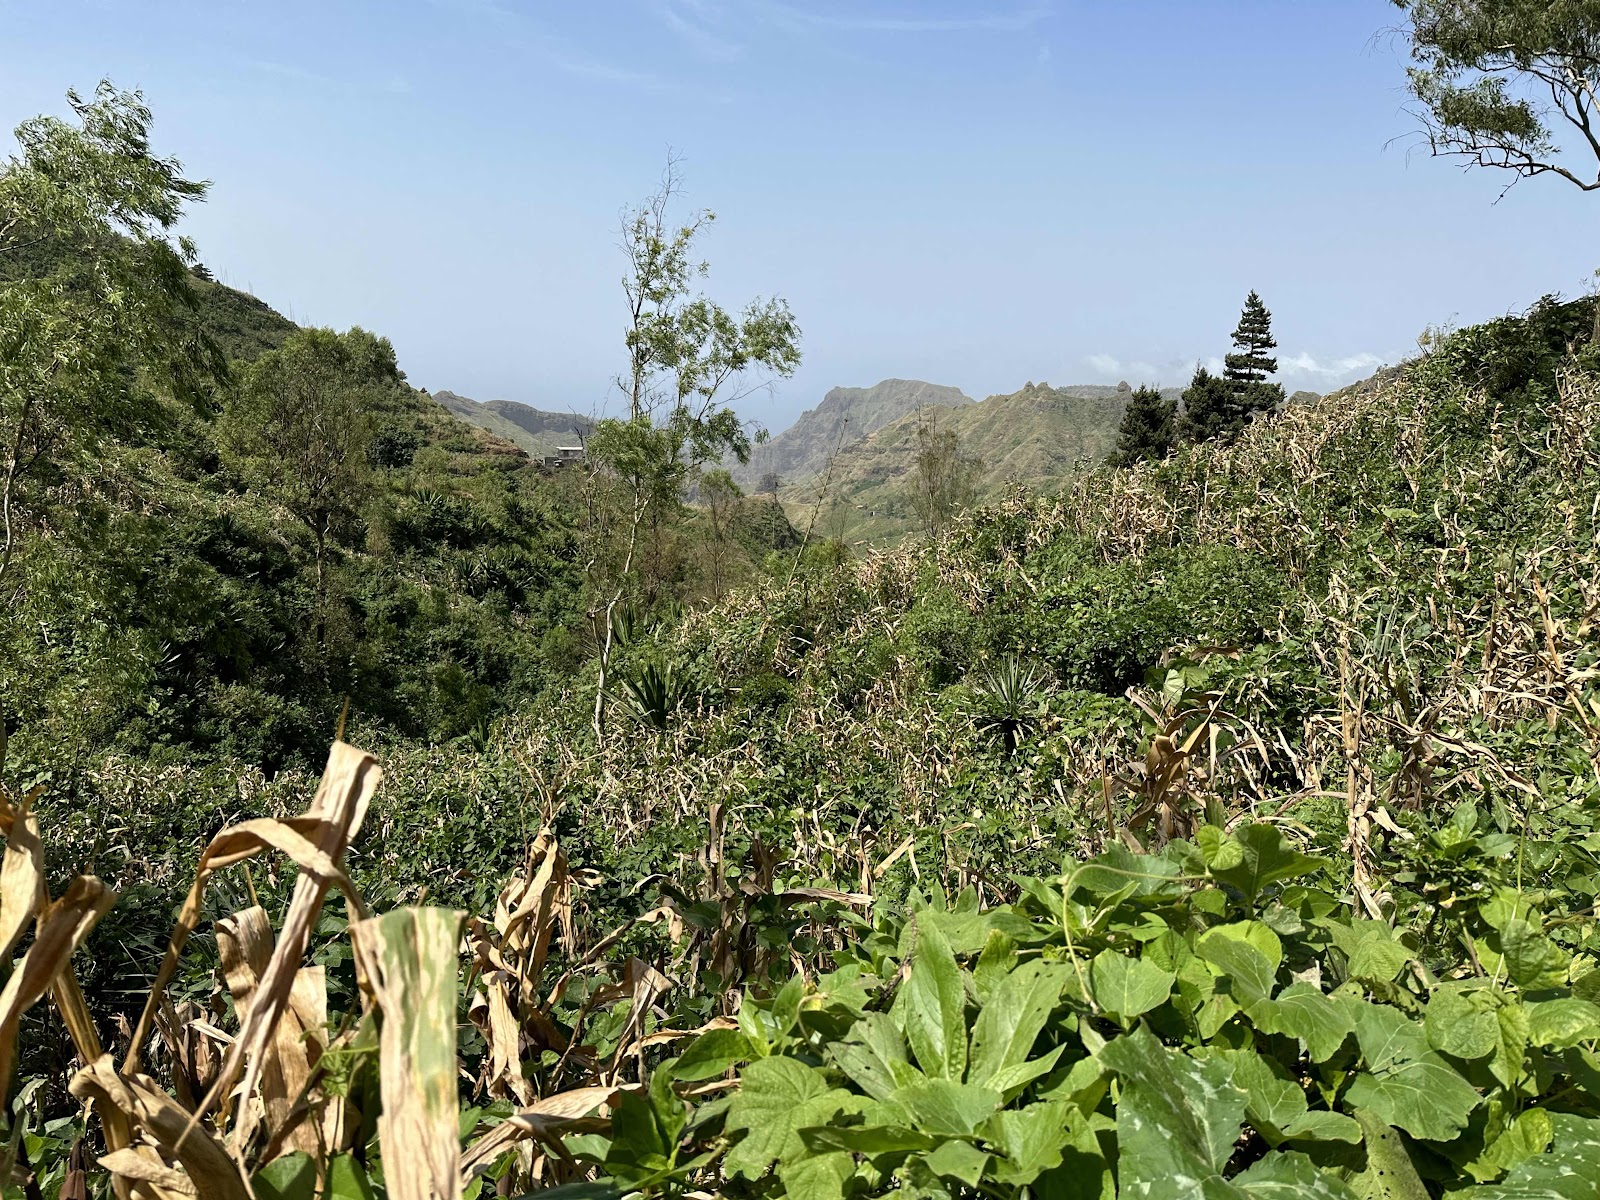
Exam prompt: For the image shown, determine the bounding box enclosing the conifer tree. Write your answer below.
[1223,291,1286,422]
[1109,385,1176,466]
[1175,365,1238,445]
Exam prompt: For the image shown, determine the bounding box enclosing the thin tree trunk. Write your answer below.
[0,394,36,586]
[314,520,327,650]
[592,494,649,740]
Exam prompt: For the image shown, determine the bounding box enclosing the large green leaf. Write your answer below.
[777,1150,855,1200]
[1526,998,1600,1050]
[255,1153,317,1200]
[801,1124,935,1155]
[1234,1150,1359,1200]
[1496,920,1571,992]
[1426,983,1501,1061]
[1345,1054,1481,1141]
[724,1057,861,1179]
[984,1100,1078,1185]
[1347,1000,1431,1073]
[674,1028,757,1081]
[1198,934,1278,1010]
[878,1079,1003,1138]
[830,1011,913,1102]
[1252,982,1354,1063]
[1348,1111,1430,1200]
[1202,920,1284,971]
[1347,932,1411,985]
[1090,950,1173,1026]
[1208,824,1324,902]
[1101,1026,1249,1199]
[968,960,1069,1090]
[1467,1107,1553,1183]
[900,915,968,1080]
[921,1138,991,1187]
[1464,1113,1600,1199]
[1492,1001,1532,1091]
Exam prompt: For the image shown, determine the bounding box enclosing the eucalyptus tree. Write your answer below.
[223,326,399,648]
[0,81,223,584]
[1394,0,1600,194]
[587,160,801,735]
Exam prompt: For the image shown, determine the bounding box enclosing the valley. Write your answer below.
[3,5,1600,1197]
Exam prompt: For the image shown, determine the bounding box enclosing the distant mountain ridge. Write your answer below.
[732,378,974,488]
[431,390,595,460]
[776,379,1185,543]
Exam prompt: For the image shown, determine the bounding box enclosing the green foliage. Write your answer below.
[615,656,700,730]
[964,656,1048,754]
[1110,384,1177,466]
[623,819,1600,1197]
[911,410,981,539]
[222,326,398,641]
[1396,0,1600,193]
[1223,290,1286,422]
[584,160,802,734]
[0,80,224,581]
[1176,364,1239,445]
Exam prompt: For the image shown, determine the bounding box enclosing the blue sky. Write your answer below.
[1,1,1594,430]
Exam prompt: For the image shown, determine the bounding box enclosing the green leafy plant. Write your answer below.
[966,656,1049,754]
[616,657,700,731]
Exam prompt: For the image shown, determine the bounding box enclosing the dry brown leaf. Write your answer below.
[71,1056,249,1200]
[97,1148,200,1197]
[0,797,43,961]
[0,876,116,1090]
[181,743,380,1150]
[459,1086,616,1183]
[351,907,465,1200]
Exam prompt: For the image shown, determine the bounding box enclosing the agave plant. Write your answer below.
[616,657,699,730]
[966,655,1049,754]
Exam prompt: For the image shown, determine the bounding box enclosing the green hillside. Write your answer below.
[33,291,1600,1200]
[732,377,975,489]
[16,54,1600,1200]
[786,380,1184,542]
[432,388,595,460]
[0,236,587,769]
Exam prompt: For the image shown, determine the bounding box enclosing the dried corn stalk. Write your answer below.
[350,907,466,1200]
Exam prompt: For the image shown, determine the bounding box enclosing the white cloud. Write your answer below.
[426,0,677,90]
[1278,351,1387,382]
[1083,353,1195,384]
[764,1,1050,34]
[651,0,746,61]
[1082,350,1386,391]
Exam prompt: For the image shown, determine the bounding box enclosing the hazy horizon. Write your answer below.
[3,0,1594,430]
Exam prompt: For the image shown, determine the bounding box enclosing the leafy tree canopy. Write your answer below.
[1175,365,1238,446]
[1110,384,1177,466]
[1395,0,1600,192]
[0,80,223,580]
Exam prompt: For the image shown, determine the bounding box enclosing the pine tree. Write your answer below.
[1109,385,1176,466]
[1175,365,1238,445]
[1223,291,1286,423]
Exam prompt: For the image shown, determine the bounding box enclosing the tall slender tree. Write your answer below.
[911,405,980,540]
[586,158,801,735]
[223,327,397,648]
[1223,291,1286,422]
[1109,384,1177,466]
